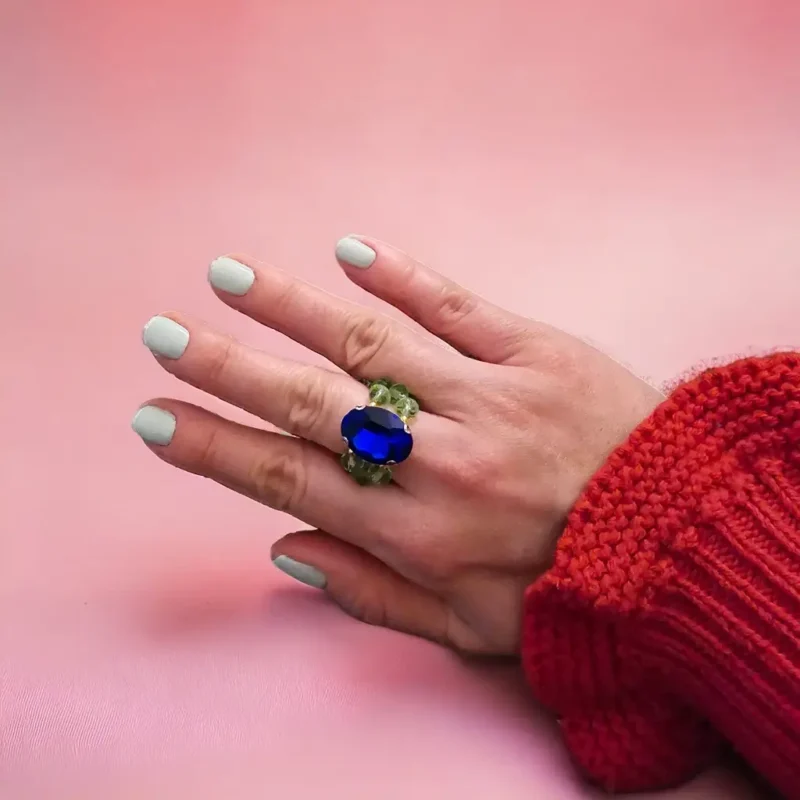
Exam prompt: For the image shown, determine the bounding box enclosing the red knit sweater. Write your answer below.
[521,353,800,797]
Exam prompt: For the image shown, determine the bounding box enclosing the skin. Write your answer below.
[136,237,663,655]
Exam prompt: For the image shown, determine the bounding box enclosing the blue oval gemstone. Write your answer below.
[341,406,413,465]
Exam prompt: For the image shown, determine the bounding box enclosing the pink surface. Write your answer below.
[1,2,798,797]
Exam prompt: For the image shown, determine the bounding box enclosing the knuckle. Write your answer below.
[196,424,224,475]
[433,284,478,334]
[284,371,331,439]
[455,457,496,495]
[530,330,585,383]
[536,350,588,402]
[247,444,309,513]
[205,335,237,388]
[411,545,457,583]
[269,273,301,318]
[492,385,534,423]
[340,314,391,374]
[341,586,389,629]
[540,343,579,376]
[425,560,459,586]
[411,545,460,586]
[440,444,500,495]
[477,373,544,424]
[397,520,461,584]
[394,257,420,296]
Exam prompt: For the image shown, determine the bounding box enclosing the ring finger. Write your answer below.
[130,399,410,552]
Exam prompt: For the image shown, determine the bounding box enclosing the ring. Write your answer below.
[340,379,419,485]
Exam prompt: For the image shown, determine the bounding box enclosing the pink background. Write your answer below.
[1,2,798,797]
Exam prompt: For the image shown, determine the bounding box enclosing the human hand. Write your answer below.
[133,237,662,655]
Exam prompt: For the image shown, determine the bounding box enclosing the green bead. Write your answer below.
[374,377,393,388]
[353,470,372,486]
[363,466,384,485]
[374,467,393,485]
[342,451,368,474]
[395,395,419,418]
[341,451,392,486]
[368,383,391,405]
[389,383,409,404]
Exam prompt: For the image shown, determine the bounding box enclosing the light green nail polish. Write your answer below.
[131,406,176,445]
[142,316,189,359]
[208,256,255,296]
[273,555,327,589]
[335,237,376,269]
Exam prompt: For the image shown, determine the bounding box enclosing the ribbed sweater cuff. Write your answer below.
[521,353,800,795]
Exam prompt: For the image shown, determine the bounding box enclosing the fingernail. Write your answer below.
[272,555,327,589]
[142,316,190,359]
[131,405,176,445]
[208,256,255,296]
[335,236,376,269]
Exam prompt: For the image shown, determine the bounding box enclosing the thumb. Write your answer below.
[271,530,452,645]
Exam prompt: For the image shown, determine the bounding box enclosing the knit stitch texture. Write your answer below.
[521,353,800,796]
